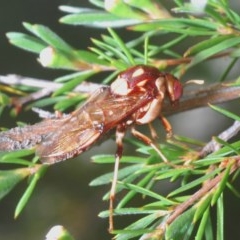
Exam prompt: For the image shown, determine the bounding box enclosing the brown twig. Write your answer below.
[154,51,232,69]
[200,120,240,156]
[141,156,240,239]
[0,74,103,93]
[0,74,104,109]
[1,75,240,115]
[141,118,240,239]
[163,82,240,115]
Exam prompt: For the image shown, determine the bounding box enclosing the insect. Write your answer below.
[0,64,183,231]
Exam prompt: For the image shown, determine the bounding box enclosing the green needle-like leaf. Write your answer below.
[14,165,48,218]
[60,12,141,28]
[194,194,212,223]
[120,181,175,205]
[184,35,232,57]
[6,32,46,53]
[189,37,240,68]
[210,104,240,121]
[23,22,73,52]
[169,169,220,197]
[216,194,224,240]
[115,213,159,240]
[0,168,31,200]
[166,207,196,240]
[53,70,95,96]
[108,28,135,66]
[117,171,156,209]
[195,208,211,240]
[89,164,143,186]
[1,149,34,161]
[211,164,231,206]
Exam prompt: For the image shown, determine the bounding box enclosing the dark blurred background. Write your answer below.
[1,1,240,239]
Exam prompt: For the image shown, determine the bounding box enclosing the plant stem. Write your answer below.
[163,82,240,115]
[141,156,240,239]
[1,75,240,114]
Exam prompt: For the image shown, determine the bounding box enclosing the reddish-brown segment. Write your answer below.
[0,65,183,231]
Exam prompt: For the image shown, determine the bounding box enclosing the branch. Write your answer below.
[141,120,240,239]
[200,120,240,156]
[0,74,103,94]
[141,156,240,239]
[1,75,240,115]
[154,51,232,68]
[163,82,240,115]
[0,74,104,109]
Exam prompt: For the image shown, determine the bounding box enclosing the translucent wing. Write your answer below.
[0,118,66,151]
[37,87,151,164]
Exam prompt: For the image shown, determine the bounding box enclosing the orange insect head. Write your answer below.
[164,73,183,103]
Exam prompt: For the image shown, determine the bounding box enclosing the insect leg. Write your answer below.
[131,126,168,163]
[159,114,173,138]
[148,122,159,140]
[109,124,126,232]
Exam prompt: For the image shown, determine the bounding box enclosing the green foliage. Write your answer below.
[1,0,240,239]
[0,167,30,200]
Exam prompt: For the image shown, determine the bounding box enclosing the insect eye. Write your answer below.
[173,80,183,100]
[165,74,183,102]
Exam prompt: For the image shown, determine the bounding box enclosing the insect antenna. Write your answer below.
[184,79,204,85]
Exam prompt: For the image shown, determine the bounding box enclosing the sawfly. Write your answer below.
[0,64,183,230]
